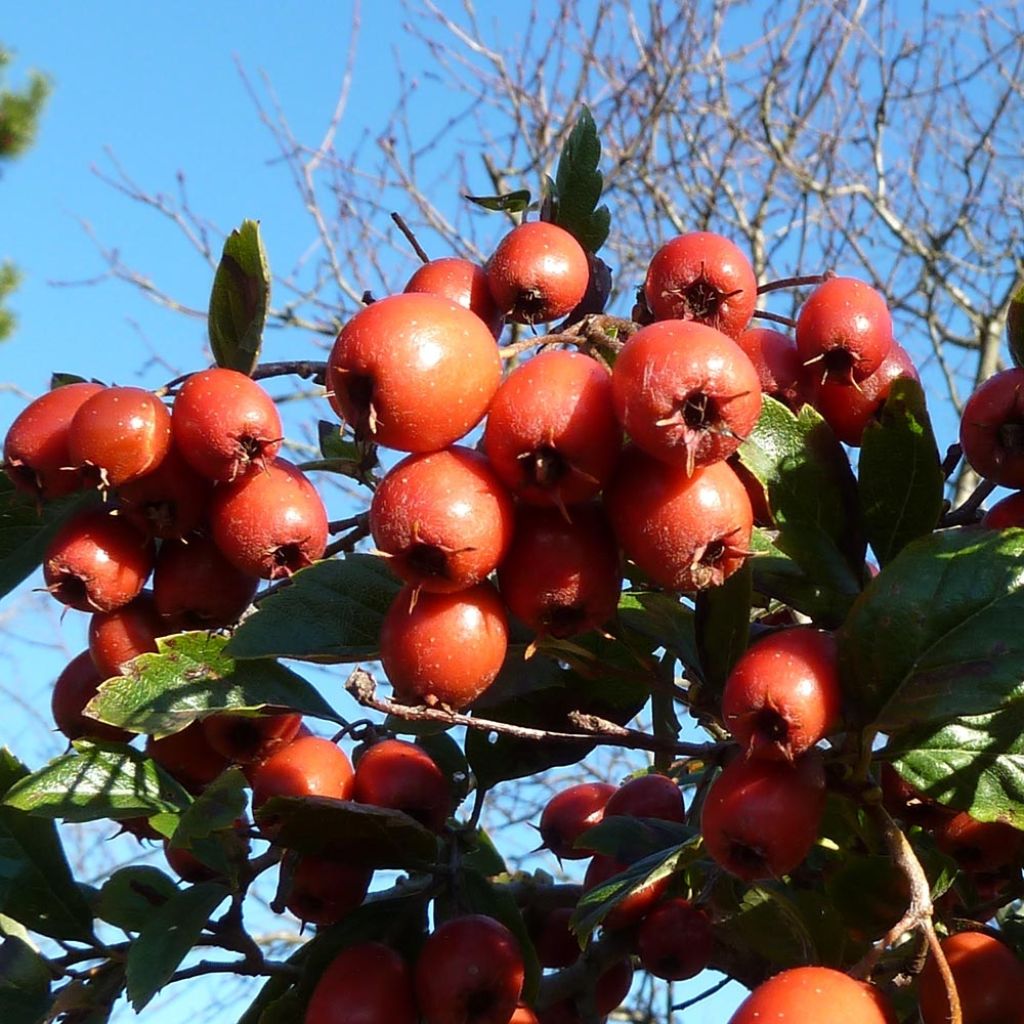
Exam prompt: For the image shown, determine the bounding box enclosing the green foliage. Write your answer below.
[552,106,611,252]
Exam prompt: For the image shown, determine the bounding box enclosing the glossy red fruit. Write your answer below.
[3,382,104,499]
[146,722,231,793]
[405,257,505,337]
[637,898,713,980]
[539,782,616,860]
[487,222,589,325]
[643,232,758,338]
[736,327,812,410]
[117,442,213,540]
[68,386,172,488]
[919,930,1024,1024]
[814,341,919,446]
[353,739,450,832]
[537,959,634,1024]
[305,942,417,1024]
[981,491,1024,529]
[152,535,259,628]
[250,734,355,811]
[380,583,508,711]
[933,811,1024,873]
[171,368,283,482]
[721,627,841,761]
[497,504,621,639]
[795,277,894,384]
[202,711,303,765]
[583,854,671,930]
[701,754,826,880]
[603,773,686,822]
[611,321,762,473]
[510,1007,540,1024]
[88,592,166,680]
[370,447,514,594]
[284,855,372,926]
[530,906,579,969]
[960,367,1024,488]
[415,915,525,1024]
[482,350,622,508]
[209,458,327,579]
[729,966,895,1024]
[605,445,754,592]
[51,650,134,743]
[43,509,155,612]
[327,292,501,452]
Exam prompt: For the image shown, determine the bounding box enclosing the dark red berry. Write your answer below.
[117,442,213,540]
[637,898,713,980]
[352,738,450,833]
[603,773,685,822]
[538,782,616,860]
[405,257,504,337]
[959,367,1024,488]
[88,591,166,679]
[51,650,135,743]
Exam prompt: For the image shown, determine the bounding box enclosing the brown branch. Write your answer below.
[391,211,431,263]
[940,478,996,527]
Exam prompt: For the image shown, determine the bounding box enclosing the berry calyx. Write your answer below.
[736,327,812,411]
[117,442,212,540]
[202,711,303,765]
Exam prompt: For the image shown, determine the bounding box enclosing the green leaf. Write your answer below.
[0,933,51,993]
[208,219,270,375]
[554,107,608,253]
[226,555,400,663]
[1008,281,1024,370]
[695,559,752,699]
[840,527,1024,731]
[617,590,700,674]
[858,379,943,566]
[464,190,531,213]
[3,741,191,823]
[95,866,178,932]
[461,828,507,877]
[576,816,696,863]
[49,372,89,389]
[313,421,378,481]
[86,631,342,737]
[126,882,229,1011]
[170,768,247,848]
[258,797,438,869]
[716,883,817,968]
[825,854,909,940]
[0,749,95,942]
[0,985,51,1024]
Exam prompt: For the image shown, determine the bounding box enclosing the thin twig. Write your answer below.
[391,211,431,263]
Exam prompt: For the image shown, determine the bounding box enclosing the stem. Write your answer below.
[749,309,798,329]
[756,272,831,295]
[390,212,430,263]
[672,975,731,1011]
[158,360,328,396]
[940,477,996,527]
[941,442,962,480]
[328,512,369,534]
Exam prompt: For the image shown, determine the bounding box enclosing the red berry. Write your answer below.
[352,738,450,833]
[510,1007,540,1024]
[981,491,1024,529]
[721,627,841,761]
[284,854,372,926]
[637,898,713,980]
[164,840,219,884]
[611,320,762,473]
[117,442,213,540]
[530,906,579,969]
[209,457,327,579]
[370,446,514,594]
[795,277,894,384]
[537,959,634,1024]
[538,782,616,860]
[482,350,622,508]
[88,592,166,679]
[933,811,1024,873]
[497,503,621,639]
[415,915,525,1024]
[305,942,417,1024]
[605,445,754,592]
[51,650,134,743]
[202,711,303,765]
[171,368,283,482]
[487,222,589,325]
[405,257,504,337]
[583,853,671,930]
[327,292,501,452]
[43,509,155,612]
[146,722,231,793]
[729,966,895,1024]
[603,773,686,822]
[380,583,508,711]
[960,367,1024,488]
[643,232,758,338]
[3,381,104,499]
[736,327,812,411]
[701,754,826,881]
[250,734,355,812]
[68,386,172,488]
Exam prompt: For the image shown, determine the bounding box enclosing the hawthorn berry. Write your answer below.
[305,942,417,1024]
[637,898,713,981]
[405,256,505,337]
[283,854,373,926]
[201,710,303,765]
[583,853,671,930]
[736,327,812,411]
[88,591,166,680]
[529,906,579,969]
[250,734,355,812]
[538,782,616,860]
[933,810,1024,873]
[352,738,451,832]
[959,367,1024,488]
[981,491,1024,528]
[51,650,134,743]
[729,966,895,1024]
[146,722,232,793]
[540,959,634,1024]
[117,442,212,540]
[643,231,758,338]
[603,772,686,822]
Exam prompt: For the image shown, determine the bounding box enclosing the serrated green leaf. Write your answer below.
[716,883,817,968]
[95,866,178,932]
[208,219,270,375]
[858,379,943,566]
[3,742,191,823]
[226,555,400,663]
[841,528,1024,730]
[85,631,341,737]
[554,107,606,252]
[126,882,229,1011]
[695,559,752,699]
[464,190,531,213]
[576,206,611,255]
[170,768,247,848]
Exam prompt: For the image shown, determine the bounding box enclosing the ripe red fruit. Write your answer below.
[370,446,514,594]
[605,445,754,592]
[171,368,283,482]
[795,277,894,384]
[380,582,508,711]
[538,782,616,860]
[919,930,1024,1024]
[352,738,450,832]
[43,509,155,613]
[497,504,621,639]
[611,321,762,473]
[305,942,417,1024]
[487,222,589,325]
[51,650,134,743]
[201,711,303,765]
[729,966,895,1024]
[981,491,1024,529]
[209,457,327,579]
[327,292,501,452]
[510,1008,540,1024]
[68,386,172,488]
[405,257,505,337]
[482,350,622,508]
[583,853,671,930]
[152,535,259,628]
[643,232,758,338]
[249,734,355,811]
[959,367,1024,488]
[117,442,212,540]
[933,811,1024,873]
[164,840,219,884]
[537,959,634,1024]
[700,754,826,880]
[721,627,841,761]
[414,915,525,1024]
[88,592,166,679]
[530,906,579,969]
[146,722,231,793]
[603,773,686,822]
[3,381,104,499]
[637,898,713,980]
[814,341,919,446]
[284,855,372,926]
[736,327,812,411]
